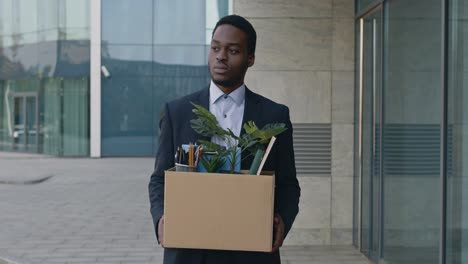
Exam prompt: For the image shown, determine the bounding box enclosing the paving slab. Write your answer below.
[0,152,371,264]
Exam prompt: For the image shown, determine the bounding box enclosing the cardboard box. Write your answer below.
[163,168,275,252]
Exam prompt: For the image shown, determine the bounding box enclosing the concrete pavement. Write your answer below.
[0,152,371,264]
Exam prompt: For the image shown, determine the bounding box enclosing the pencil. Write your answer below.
[189,143,193,166]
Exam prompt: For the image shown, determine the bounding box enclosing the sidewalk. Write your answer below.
[0,152,371,264]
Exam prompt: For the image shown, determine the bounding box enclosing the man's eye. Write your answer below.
[230,50,239,54]
[211,47,220,51]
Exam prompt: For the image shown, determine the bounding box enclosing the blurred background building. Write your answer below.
[0,0,467,263]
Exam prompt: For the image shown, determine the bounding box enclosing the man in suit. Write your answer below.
[149,15,300,264]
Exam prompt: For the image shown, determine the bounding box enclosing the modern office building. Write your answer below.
[0,0,229,157]
[0,0,467,264]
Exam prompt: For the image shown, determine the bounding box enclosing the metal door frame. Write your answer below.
[356,2,384,263]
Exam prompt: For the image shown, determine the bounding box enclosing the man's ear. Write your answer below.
[247,54,255,67]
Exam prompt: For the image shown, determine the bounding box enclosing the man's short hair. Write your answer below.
[213,15,257,55]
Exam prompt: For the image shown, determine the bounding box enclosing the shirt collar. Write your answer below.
[209,80,246,106]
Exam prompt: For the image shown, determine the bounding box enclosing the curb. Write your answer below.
[0,175,54,185]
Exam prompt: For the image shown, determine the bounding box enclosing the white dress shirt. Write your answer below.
[209,81,245,147]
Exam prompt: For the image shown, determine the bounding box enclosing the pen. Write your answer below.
[195,146,203,166]
[178,147,183,164]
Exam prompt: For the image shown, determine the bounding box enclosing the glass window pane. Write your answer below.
[0,0,14,47]
[360,10,383,260]
[100,0,229,156]
[357,0,379,13]
[205,0,229,44]
[153,45,207,67]
[55,40,90,77]
[42,78,62,155]
[62,78,89,156]
[102,45,153,77]
[154,0,205,45]
[353,20,361,248]
[361,14,374,255]
[102,77,154,156]
[383,0,441,263]
[63,0,90,40]
[447,1,468,263]
[38,41,58,77]
[0,81,6,151]
[12,44,39,79]
[16,0,38,44]
[38,0,58,32]
[102,0,152,45]
[25,96,37,150]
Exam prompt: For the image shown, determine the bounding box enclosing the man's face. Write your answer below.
[208,24,254,91]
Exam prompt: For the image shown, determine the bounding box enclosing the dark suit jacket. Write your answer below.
[148,87,301,264]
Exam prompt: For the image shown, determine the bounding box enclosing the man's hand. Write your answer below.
[158,215,165,247]
[272,212,285,252]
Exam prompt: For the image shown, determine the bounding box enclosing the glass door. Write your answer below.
[359,6,383,262]
[12,94,38,152]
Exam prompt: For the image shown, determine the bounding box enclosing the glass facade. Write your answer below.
[101,0,229,156]
[357,0,378,13]
[447,1,468,263]
[383,1,441,263]
[0,0,228,157]
[0,0,90,156]
[359,9,382,262]
[355,0,468,263]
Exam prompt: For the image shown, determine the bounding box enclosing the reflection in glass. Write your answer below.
[102,77,154,156]
[101,0,230,156]
[447,0,468,263]
[358,0,380,12]
[42,78,62,155]
[361,16,373,256]
[353,21,361,248]
[62,78,89,156]
[154,0,205,45]
[0,81,14,151]
[102,0,153,45]
[38,0,59,42]
[26,96,37,150]
[153,45,207,66]
[382,0,441,263]
[16,0,39,45]
[205,0,229,44]
[0,0,90,156]
[13,97,25,148]
[63,0,90,40]
[0,0,14,47]
[102,45,153,77]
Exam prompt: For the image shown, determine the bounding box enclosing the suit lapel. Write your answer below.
[195,87,210,110]
[190,88,210,142]
[240,87,261,170]
[241,87,261,137]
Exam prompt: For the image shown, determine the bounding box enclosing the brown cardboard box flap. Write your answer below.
[164,169,275,252]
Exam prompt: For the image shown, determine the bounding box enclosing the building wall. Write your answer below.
[234,0,355,245]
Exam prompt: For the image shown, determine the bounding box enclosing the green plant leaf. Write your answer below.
[243,121,287,144]
[197,140,225,153]
[191,102,230,138]
[189,103,288,174]
[200,154,225,173]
